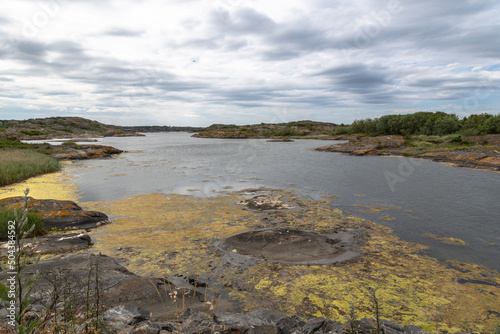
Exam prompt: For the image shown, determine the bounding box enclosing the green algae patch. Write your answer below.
[82,190,500,332]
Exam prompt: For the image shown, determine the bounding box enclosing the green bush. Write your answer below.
[333,127,353,135]
[20,130,44,136]
[0,138,29,149]
[350,111,500,136]
[0,208,45,241]
[61,141,80,149]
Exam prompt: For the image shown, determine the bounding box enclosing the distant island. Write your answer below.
[0,116,143,140]
[122,125,206,133]
[193,120,341,139]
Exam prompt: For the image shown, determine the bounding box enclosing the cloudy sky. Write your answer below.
[0,0,499,126]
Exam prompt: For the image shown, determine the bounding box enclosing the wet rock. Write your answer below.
[403,325,435,334]
[238,195,291,210]
[188,274,209,288]
[104,305,151,330]
[276,315,306,334]
[0,233,92,256]
[247,325,279,334]
[117,321,173,334]
[302,317,325,333]
[343,318,407,334]
[219,228,356,265]
[214,309,283,330]
[104,276,211,319]
[0,197,110,230]
[319,319,343,334]
[381,319,404,334]
[0,253,211,322]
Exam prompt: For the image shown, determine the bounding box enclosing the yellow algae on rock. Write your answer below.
[353,203,402,213]
[79,190,499,332]
[0,161,79,201]
[423,233,470,246]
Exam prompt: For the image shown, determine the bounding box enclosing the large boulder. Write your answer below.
[0,253,215,322]
[0,197,110,230]
[218,228,361,265]
[0,233,92,256]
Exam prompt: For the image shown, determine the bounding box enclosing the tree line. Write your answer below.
[348,112,500,136]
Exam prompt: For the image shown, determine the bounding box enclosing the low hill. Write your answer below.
[193,120,340,139]
[123,125,206,133]
[0,116,142,140]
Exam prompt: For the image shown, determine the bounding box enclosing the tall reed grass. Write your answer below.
[0,149,60,186]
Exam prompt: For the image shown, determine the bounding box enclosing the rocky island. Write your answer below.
[315,134,500,171]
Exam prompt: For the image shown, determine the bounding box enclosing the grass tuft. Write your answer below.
[0,149,61,186]
[0,208,45,241]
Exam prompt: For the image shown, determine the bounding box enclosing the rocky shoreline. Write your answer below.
[315,135,500,172]
[48,143,124,160]
[1,194,500,333]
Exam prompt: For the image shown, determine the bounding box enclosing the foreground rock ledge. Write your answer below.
[0,253,442,334]
[0,196,110,230]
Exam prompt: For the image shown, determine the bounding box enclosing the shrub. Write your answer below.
[61,141,80,149]
[19,130,44,136]
[333,127,353,135]
[0,138,29,149]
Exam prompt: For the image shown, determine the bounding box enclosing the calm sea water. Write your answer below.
[67,133,500,272]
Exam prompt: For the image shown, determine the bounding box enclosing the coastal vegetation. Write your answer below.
[192,112,500,140]
[0,207,44,241]
[123,125,205,132]
[0,148,61,187]
[193,120,338,138]
[0,116,140,140]
[348,112,500,137]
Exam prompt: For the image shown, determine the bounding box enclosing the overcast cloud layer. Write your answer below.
[0,0,499,126]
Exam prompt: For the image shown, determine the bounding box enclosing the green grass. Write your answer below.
[0,208,45,241]
[402,151,432,157]
[0,149,61,186]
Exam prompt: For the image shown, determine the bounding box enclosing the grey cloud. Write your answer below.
[104,28,144,37]
[210,7,276,35]
[261,49,301,61]
[43,91,73,96]
[181,38,220,50]
[48,41,85,54]
[318,64,391,92]
[17,41,46,57]
[0,16,10,24]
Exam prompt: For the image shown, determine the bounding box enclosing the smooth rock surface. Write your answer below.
[0,197,110,230]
